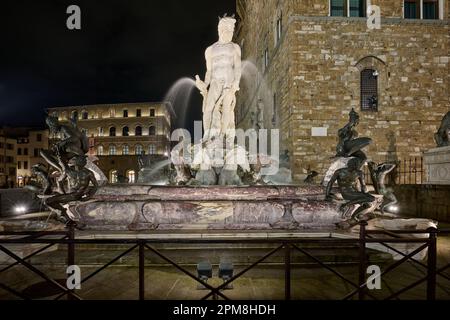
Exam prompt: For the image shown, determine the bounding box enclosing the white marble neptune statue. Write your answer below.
[195,15,242,140]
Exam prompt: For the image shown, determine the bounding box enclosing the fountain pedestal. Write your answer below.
[68,185,344,231]
[424,146,450,184]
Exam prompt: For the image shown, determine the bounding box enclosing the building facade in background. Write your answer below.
[235,0,449,180]
[47,102,172,183]
[0,130,17,188]
[16,130,49,187]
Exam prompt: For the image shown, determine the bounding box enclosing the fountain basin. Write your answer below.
[68,185,343,231]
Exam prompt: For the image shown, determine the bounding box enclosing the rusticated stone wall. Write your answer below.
[236,0,450,181]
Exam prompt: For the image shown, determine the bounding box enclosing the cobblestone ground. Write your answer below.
[1,235,448,300]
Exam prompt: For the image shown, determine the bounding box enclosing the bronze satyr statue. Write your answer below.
[368,161,398,214]
[44,154,98,221]
[435,111,450,147]
[336,109,372,162]
[326,157,376,227]
[29,114,98,226]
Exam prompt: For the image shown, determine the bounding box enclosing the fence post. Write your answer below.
[67,221,75,300]
[427,228,437,300]
[285,243,291,301]
[358,221,368,300]
[139,241,145,301]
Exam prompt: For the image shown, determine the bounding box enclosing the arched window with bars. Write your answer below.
[360,68,378,112]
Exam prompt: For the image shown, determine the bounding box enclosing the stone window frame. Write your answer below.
[109,126,116,137]
[352,56,388,112]
[122,126,130,137]
[71,110,79,121]
[149,126,156,136]
[135,126,143,137]
[81,109,89,120]
[403,0,443,20]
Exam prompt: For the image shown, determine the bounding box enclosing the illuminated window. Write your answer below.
[135,144,143,155]
[110,170,118,184]
[127,170,136,184]
[97,145,104,156]
[149,145,156,155]
[123,145,129,155]
[109,145,117,156]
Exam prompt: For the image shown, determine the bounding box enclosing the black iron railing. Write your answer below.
[0,223,448,300]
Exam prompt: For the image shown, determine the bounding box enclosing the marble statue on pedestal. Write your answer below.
[195,15,242,141]
[192,14,246,185]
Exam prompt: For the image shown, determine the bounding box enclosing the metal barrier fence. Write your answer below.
[0,222,449,300]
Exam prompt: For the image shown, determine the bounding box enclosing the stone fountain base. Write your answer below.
[67,185,347,231]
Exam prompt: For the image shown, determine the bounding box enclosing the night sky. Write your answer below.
[0,0,236,130]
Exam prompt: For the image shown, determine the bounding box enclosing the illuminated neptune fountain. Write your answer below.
[23,14,426,233]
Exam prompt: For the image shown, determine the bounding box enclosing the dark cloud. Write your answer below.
[0,0,236,129]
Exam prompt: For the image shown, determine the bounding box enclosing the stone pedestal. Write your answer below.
[424,146,450,185]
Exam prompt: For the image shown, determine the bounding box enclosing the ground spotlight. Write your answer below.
[219,262,234,289]
[14,205,28,214]
[387,205,400,213]
[196,262,212,290]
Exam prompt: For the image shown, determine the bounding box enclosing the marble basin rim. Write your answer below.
[69,184,342,231]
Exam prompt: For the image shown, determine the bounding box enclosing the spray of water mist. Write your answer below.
[163,77,197,129]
